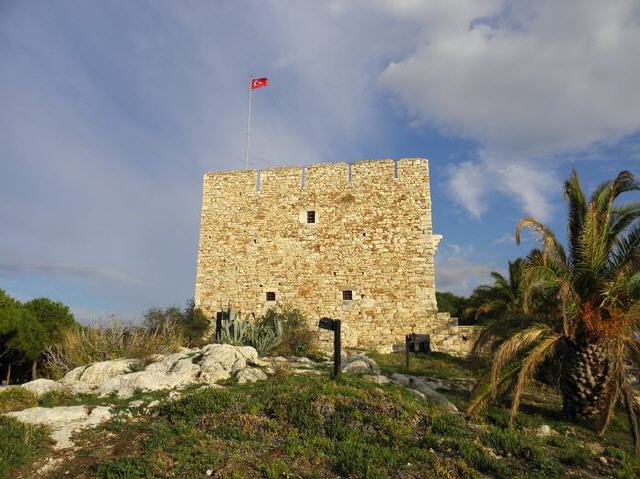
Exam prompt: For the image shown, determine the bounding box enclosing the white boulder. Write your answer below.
[61,358,141,393]
[5,405,112,449]
[236,367,268,384]
[342,355,381,375]
[97,371,189,399]
[21,379,63,397]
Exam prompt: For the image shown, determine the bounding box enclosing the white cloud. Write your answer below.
[435,243,494,294]
[336,0,640,218]
[490,233,516,246]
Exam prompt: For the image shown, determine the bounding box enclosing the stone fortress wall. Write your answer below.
[194,158,474,353]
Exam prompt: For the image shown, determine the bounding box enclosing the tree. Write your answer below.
[0,290,78,382]
[467,170,640,451]
[465,259,526,322]
[180,301,210,346]
[6,308,47,380]
[435,291,468,321]
[143,300,210,347]
[24,298,76,343]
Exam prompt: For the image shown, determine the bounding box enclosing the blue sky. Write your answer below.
[1,0,639,322]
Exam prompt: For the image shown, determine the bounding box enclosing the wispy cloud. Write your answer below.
[435,243,494,295]
[490,233,516,246]
[0,257,143,286]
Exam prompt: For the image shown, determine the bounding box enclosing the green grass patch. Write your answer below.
[82,375,584,478]
[0,416,49,479]
[0,386,37,413]
[370,351,474,379]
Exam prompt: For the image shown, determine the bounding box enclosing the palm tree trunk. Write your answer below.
[561,340,610,421]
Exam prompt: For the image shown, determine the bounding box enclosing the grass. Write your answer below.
[4,351,640,478]
[0,416,49,479]
[370,351,475,379]
[0,387,37,413]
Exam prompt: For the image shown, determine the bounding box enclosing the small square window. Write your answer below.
[266,292,276,301]
[307,210,316,223]
[342,290,353,301]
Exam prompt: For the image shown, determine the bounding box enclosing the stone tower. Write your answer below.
[194,158,445,350]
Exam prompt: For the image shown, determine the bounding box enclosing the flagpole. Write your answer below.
[245,75,253,169]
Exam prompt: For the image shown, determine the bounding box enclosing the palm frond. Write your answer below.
[622,380,640,454]
[490,325,552,397]
[598,339,625,437]
[466,362,521,417]
[564,169,587,266]
[516,217,567,267]
[609,201,640,240]
[509,333,562,427]
[609,224,640,275]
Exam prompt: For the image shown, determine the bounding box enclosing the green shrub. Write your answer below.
[0,387,37,413]
[264,306,315,356]
[0,416,48,479]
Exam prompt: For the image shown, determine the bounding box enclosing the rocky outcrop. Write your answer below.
[21,379,63,397]
[5,406,112,449]
[52,344,271,399]
[390,373,459,413]
[342,354,381,375]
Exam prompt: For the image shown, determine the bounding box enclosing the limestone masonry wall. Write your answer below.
[195,158,452,351]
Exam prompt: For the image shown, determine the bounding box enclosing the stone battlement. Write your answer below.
[202,158,430,193]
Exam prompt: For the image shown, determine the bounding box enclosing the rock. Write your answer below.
[21,379,63,397]
[128,400,144,408]
[268,356,288,362]
[145,351,193,374]
[146,400,160,409]
[290,356,314,365]
[389,373,458,412]
[411,378,459,413]
[598,456,608,465]
[585,442,605,455]
[198,356,232,384]
[407,389,426,400]
[390,373,412,386]
[97,371,189,399]
[5,405,112,449]
[61,358,141,393]
[342,355,380,375]
[535,424,557,437]
[60,365,88,384]
[200,344,254,372]
[236,367,268,384]
[364,374,390,384]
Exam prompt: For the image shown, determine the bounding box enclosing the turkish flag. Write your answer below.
[250,77,268,89]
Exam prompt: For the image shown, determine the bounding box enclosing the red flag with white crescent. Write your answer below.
[250,77,268,89]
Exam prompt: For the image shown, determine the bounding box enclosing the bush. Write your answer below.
[263,306,315,356]
[0,387,37,413]
[43,317,183,378]
[0,416,49,479]
[144,301,210,347]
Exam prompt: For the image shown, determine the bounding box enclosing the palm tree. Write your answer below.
[467,170,640,450]
[465,258,525,320]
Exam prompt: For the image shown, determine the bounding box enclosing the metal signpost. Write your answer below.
[318,317,341,378]
[405,333,430,367]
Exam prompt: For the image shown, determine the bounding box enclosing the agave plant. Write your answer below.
[249,317,283,354]
[220,309,253,346]
[467,170,640,450]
